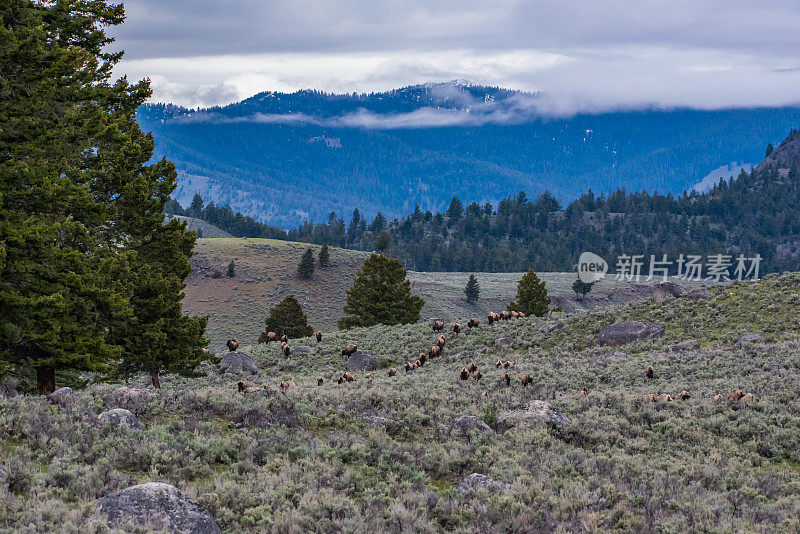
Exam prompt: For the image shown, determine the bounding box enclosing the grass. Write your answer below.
[2,272,800,531]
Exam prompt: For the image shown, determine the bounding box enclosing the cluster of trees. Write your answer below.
[167,194,287,239]
[0,0,210,393]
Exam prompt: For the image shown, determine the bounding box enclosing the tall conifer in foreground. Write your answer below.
[508,269,549,317]
[464,274,480,304]
[297,247,315,278]
[261,296,314,339]
[338,254,424,329]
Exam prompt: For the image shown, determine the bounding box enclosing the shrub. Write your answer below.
[261,295,314,339]
[508,269,549,317]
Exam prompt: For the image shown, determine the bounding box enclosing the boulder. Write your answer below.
[671,339,700,352]
[218,352,260,375]
[48,387,74,405]
[98,408,142,431]
[540,320,564,334]
[450,415,495,435]
[597,321,664,346]
[0,379,18,399]
[686,288,714,301]
[457,473,512,494]
[87,482,220,533]
[652,281,685,303]
[494,337,518,351]
[346,351,378,372]
[736,333,766,346]
[496,400,570,432]
[292,345,314,355]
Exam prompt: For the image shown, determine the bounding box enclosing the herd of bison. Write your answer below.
[229,311,757,405]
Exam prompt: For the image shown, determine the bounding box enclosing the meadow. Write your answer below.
[2,272,800,531]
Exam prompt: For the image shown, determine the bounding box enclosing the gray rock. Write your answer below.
[48,387,74,405]
[497,400,570,432]
[292,345,314,355]
[0,379,18,399]
[457,473,512,494]
[671,339,700,352]
[218,352,260,375]
[652,281,685,303]
[450,415,494,435]
[494,337,518,351]
[98,408,142,430]
[686,288,714,301]
[540,320,564,333]
[597,321,665,346]
[736,333,766,346]
[346,351,378,372]
[87,482,220,533]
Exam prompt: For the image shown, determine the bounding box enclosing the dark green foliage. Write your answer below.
[375,231,391,253]
[318,243,330,268]
[508,269,549,317]
[297,248,315,279]
[572,279,594,299]
[446,197,464,222]
[464,274,480,304]
[262,296,313,339]
[766,143,774,158]
[227,260,235,278]
[338,254,424,329]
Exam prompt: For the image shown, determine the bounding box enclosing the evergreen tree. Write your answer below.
[227,260,235,278]
[338,254,424,329]
[446,197,464,221]
[765,143,774,158]
[464,274,480,304]
[189,193,204,217]
[261,296,313,339]
[297,247,315,278]
[571,278,594,300]
[375,230,391,253]
[319,243,330,268]
[508,269,549,317]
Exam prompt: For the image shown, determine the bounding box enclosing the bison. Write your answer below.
[712,394,724,404]
[337,375,346,384]
[473,369,482,381]
[728,390,745,401]
[678,390,690,400]
[317,377,325,386]
[518,312,526,319]
[520,373,533,387]
[429,345,441,359]
[502,360,514,369]
[452,323,461,337]
[388,367,397,377]
[495,359,503,368]
[344,372,356,382]
[282,344,291,356]
[437,335,446,348]
[488,313,495,325]
[656,393,673,402]
[468,318,479,328]
[641,393,656,402]
[405,361,414,373]
[365,373,374,380]
[280,334,288,344]
[510,311,520,319]
[467,362,477,374]
[432,321,444,332]
[645,366,654,379]
[742,392,755,403]
[460,368,470,381]
[227,338,239,352]
[315,331,322,343]
[201,347,210,355]
[279,380,295,391]
[501,311,511,321]
[500,373,511,386]
[574,387,589,399]
[265,332,278,343]
[341,344,357,356]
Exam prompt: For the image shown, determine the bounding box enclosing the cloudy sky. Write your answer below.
[110,0,800,112]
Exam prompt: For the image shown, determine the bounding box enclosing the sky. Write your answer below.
[110,0,800,113]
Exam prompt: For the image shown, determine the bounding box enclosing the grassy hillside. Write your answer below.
[170,215,233,238]
[3,273,800,531]
[186,238,701,350]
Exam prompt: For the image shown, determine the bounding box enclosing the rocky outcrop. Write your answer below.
[98,408,142,431]
[292,345,314,355]
[87,482,220,533]
[48,387,74,405]
[346,351,378,372]
[686,288,714,301]
[458,473,512,493]
[496,400,570,432]
[652,281,685,303]
[597,321,664,346]
[218,352,260,375]
[450,415,494,435]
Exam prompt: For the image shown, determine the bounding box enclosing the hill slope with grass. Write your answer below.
[186,238,702,350]
[3,272,800,531]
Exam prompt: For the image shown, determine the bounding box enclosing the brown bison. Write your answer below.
[467,362,477,374]
[418,353,427,365]
[641,393,656,402]
[468,318,480,328]
[488,313,495,325]
[282,344,291,356]
[645,366,654,379]
[344,372,356,382]
[495,359,503,368]
[502,360,514,369]
[656,393,673,402]
[728,390,745,401]
[501,311,511,321]
[341,344,357,356]
[265,332,278,343]
[742,392,755,403]
[280,334,288,344]
[520,373,533,387]
[432,321,444,332]
[460,368,470,380]
[227,338,239,352]
[279,380,295,391]
[510,311,520,319]
[473,369,482,381]
[429,345,441,359]
[414,359,423,368]
[518,312,526,319]
[712,394,724,404]
[405,361,414,373]
[201,347,210,355]
[678,390,690,400]
[365,373,374,380]
[388,367,397,377]
[437,335,446,348]
[337,375,346,384]
[500,373,511,386]
[315,331,322,343]
[317,377,325,386]
[574,387,589,399]
[452,323,461,337]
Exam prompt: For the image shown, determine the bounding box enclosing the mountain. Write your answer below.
[138,82,800,227]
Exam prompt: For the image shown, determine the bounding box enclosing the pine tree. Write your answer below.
[297,247,315,278]
[319,243,330,268]
[446,197,464,221]
[227,260,235,278]
[189,193,204,217]
[338,254,424,329]
[464,274,480,304]
[571,278,594,300]
[508,269,549,317]
[765,143,774,158]
[262,296,314,339]
[375,231,391,253]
